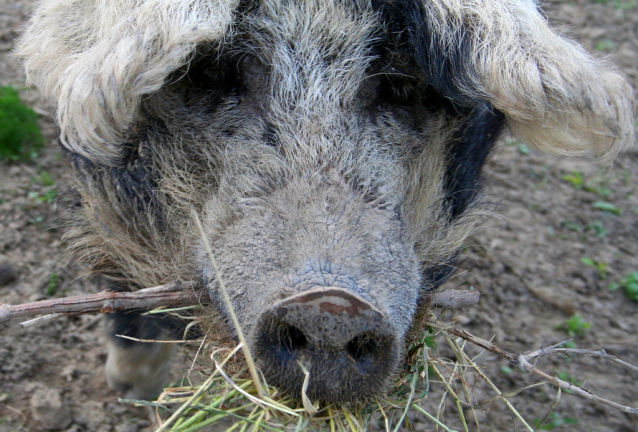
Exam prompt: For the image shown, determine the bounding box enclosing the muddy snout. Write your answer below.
[253,287,400,403]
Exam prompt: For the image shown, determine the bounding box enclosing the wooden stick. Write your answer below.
[0,281,201,323]
[427,318,638,416]
[427,289,480,310]
[0,280,477,326]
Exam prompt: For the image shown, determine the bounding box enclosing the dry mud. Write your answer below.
[1,1,637,431]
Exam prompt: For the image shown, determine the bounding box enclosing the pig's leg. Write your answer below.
[104,309,175,400]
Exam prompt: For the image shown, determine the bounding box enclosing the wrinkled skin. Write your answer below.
[18,0,634,403]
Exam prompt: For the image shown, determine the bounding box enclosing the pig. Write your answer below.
[18,0,634,403]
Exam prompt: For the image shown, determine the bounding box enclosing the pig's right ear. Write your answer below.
[17,0,239,165]
[408,0,635,164]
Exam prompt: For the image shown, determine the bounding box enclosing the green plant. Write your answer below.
[47,272,61,297]
[593,0,637,9]
[595,40,615,52]
[0,86,43,161]
[507,138,530,155]
[562,171,611,197]
[500,365,513,374]
[38,171,55,187]
[562,171,584,188]
[580,257,611,279]
[561,221,583,233]
[586,221,608,238]
[592,201,621,215]
[556,372,583,394]
[609,271,638,301]
[28,190,57,204]
[556,314,591,337]
[534,412,578,430]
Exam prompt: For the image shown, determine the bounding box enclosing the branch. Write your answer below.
[0,282,202,324]
[427,318,638,416]
[427,289,480,309]
[1,282,476,327]
[525,345,638,374]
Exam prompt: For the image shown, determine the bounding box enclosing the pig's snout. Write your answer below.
[253,287,400,403]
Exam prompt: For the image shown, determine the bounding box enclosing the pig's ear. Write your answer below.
[18,0,238,164]
[408,0,635,163]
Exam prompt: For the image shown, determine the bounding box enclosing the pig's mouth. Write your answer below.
[252,287,401,403]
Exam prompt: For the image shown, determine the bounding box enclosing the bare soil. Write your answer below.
[1,1,637,431]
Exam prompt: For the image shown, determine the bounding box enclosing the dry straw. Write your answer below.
[116,300,638,432]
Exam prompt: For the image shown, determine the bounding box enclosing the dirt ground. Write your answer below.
[1,0,637,431]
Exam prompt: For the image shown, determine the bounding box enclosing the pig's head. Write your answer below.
[19,0,634,403]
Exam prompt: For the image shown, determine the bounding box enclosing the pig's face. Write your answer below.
[188,1,503,401]
[18,0,633,404]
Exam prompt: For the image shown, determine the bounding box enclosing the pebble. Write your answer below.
[0,263,17,286]
[30,387,72,431]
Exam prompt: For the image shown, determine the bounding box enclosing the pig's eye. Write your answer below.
[185,55,244,95]
[377,74,418,105]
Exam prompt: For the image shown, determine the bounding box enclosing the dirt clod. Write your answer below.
[29,387,72,431]
[0,263,17,286]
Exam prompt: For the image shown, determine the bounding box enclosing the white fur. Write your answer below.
[19,0,635,164]
[423,0,635,162]
[19,0,239,164]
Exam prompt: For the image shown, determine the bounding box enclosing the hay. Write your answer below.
[120,307,533,432]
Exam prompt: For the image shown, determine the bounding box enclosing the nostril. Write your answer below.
[280,324,308,352]
[346,333,378,362]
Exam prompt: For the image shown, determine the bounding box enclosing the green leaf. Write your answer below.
[592,201,622,214]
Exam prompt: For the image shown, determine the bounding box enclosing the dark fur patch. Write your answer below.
[68,122,166,225]
[374,0,481,106]
[444,104,505,220]
[420,255,459,292]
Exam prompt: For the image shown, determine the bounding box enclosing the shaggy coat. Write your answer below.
[19,0,635,402]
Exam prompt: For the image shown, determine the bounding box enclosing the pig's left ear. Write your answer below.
[408,0,635,163]
[18,0,239,165]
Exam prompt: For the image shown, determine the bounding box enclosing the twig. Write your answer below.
[20,313,64,328]
[1,280,475,326]
[525,346,638,373]
[426,318,638,416]
[428,290,480,310]
[0,281,201,324]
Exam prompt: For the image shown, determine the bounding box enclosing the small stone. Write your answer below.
[0,263,17,287]
[73,401,112,431]
[115,423,139,432]
[30,387,72,431]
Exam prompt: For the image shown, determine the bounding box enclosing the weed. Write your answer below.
[507,137,531,155]
[47,272,61,297]
[38,171,55,187]
[534,412,578,430]
[593,0,637,9]
[562,171,611,197]
[556,314,591,337]
[562,221,583,233]
[28,216,44,225]
[581,257,611,279]
[594,40,615,52]
[592,201,621,215]
[562,171,584,188]
[609,271,638,302]
[0,86,43,161]
[28,190,57,204]
[556,372,583,394]
[586,221,608,238]
[500,365,513,374]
